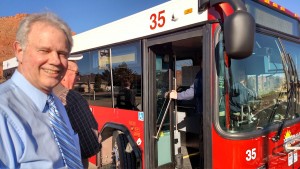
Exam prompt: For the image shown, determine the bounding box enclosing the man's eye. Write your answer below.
[39,49,49,54]
[59,53,68,58]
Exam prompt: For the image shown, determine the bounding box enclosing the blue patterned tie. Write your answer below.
[47,94,83,169]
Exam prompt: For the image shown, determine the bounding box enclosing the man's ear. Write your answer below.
[14,41,23,63]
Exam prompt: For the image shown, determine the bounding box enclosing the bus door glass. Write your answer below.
[149,30,203,168]
[173,38,203,169]
[152,44,173,167]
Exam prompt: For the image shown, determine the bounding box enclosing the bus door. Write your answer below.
[145,27,203,168]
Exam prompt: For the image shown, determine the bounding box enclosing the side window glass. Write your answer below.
[76,49,113,108]
[112,42,142,111]
[75,52,92,100]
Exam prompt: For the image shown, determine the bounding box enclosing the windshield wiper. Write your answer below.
[272,53,297,142]
[272,86,294,142]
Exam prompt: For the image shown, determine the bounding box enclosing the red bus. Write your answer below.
[4,0,300,168]
[71,0,300,168]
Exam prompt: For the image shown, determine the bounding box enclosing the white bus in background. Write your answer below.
[2,57,17,80]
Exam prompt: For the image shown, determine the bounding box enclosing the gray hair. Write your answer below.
[16,12,73,51]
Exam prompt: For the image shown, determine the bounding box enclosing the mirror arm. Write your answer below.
[200,0,247,12]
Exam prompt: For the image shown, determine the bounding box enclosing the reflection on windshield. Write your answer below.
[219,33,300,133]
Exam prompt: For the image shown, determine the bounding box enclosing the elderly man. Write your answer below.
[0,13,82,168]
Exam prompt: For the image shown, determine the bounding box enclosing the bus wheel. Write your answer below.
[112,131,136,169]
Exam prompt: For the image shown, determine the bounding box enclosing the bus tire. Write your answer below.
[112,132,136,169]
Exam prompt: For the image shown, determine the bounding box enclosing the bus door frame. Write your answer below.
[143,26,211,168]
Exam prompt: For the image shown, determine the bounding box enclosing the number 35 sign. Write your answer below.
[149,10,166,30]
[246,148,257,161]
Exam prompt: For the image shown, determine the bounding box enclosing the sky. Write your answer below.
[0,0,167,34]
[0,0,298,34]
[272,0,299,16]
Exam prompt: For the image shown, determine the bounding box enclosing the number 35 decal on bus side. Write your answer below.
[246,148,257,161]
[150,10,166,30]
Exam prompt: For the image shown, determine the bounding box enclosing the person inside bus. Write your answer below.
[166,56,203,113]
[167,69,202,113]
[166,57,204,167]
[0,13,83,168]
[116,80,138,110]
[230,68,257,113]
[53,57,101,168]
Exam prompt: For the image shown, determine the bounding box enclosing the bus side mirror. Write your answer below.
[224,10,255,59]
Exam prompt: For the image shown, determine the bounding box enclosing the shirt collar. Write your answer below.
[11,70,48,112]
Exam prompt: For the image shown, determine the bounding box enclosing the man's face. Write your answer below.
[65,61,79,89]
[15,22,69,94]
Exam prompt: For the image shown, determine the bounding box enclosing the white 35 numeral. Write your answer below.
[246,148,256,161]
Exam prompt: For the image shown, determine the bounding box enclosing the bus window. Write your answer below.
[75,42,142,109]
[282,40,300,79]
[111,42,142,110]
[219,33,291,132]
[245,0,299,37]
[76,49,113,107]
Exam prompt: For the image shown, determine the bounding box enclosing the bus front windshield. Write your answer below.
[218,33,300,133]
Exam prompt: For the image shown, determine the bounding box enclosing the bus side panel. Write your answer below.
[212,127,265,168]
[212,124,300,168]
[90,106,145,166]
